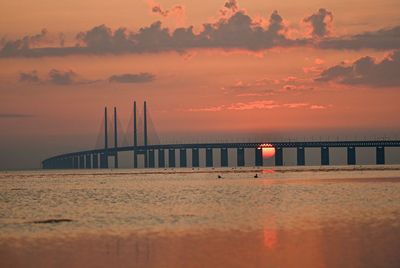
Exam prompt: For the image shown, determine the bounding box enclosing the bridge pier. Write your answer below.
[206,148,213,167]
[79,155,85,169]
[158,149,165,168]
[73,156,79,169]
[275,147,283,166]
[179,149,187,167]
[321,147,329,165]
[255,148,263,166]
[69,157,74,168]
[133,152,138,168]
[237,148,245,167]
[85,154,92,169]
[297,147,305,166]
[148,150,155,168]
[347,147,356,165]
[168,149,176,168]
[221,148,228,167]
[92,154,98,169]
[192,148,199,167]
[100,153,106,168]
[376,146,385,165]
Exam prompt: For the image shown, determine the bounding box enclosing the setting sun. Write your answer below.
[259,143,276,158]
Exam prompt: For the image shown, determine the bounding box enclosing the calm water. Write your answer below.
[1,166,400,267]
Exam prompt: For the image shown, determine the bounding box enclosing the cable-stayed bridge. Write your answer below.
[42,101,400,169]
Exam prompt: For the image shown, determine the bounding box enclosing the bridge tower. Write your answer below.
[132,100,149,168]
[103,107,109,168]
[144,101,148,168]
[114,107,118,168]
[133,101,138,168]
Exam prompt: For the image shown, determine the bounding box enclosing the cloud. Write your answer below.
[17,69,154,85]
[223,76,313,95]
[48,69,78,85]
[224,0,239,11]
[146,0,186,27]
[319,26,400,50]
[0,29,69,57]
[315,50,400,87]
[109,72,155,83]
[19,70,40,83]
[0,113,34,118]
[303,8,333,38]
[18,69,97,85]
[1,7,399,58]
[0,9,303,57]
[188,100,329,112]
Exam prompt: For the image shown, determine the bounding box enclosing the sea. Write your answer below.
[0,165,399,268]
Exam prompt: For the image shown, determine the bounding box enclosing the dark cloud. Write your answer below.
[1,8,399,58]
[0,29,48,56]
[0,10,302,57]
[151,3,183,17]
[48,69,77,85]
[319,26,400,50]
[315,50,400,87]
[19,70,40,83]
[0,113,34,118]
[303,8,333,37]
[224,0,239,12]
[17,69,154,85]
[109,73,155,83]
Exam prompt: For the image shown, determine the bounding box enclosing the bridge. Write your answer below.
[42,101,400,169]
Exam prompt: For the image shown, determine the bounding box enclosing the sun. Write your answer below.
[259,143,276,158]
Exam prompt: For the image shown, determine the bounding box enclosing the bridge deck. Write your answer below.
[42,140,400,163]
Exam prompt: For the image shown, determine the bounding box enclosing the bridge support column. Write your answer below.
[376,146,385,165]
[206,148,213,167]
[85,154,92,169]
[255,148,263,166]
[61,158,66,169]
[100,153,106,168]
[149,150,155,168]
[297,147,305,166]
[192,148,199,167]
[347,147,356,165]
[237,148,245,167]
[321,147,329,166]
[275,147,283,166]
[79,155,85,169]
[158,149,165,168]
[92,154,98,169]
[114,152,119,169]
[168,149,176,168]
[179,149,187,167]
[133,152,138,168]
[68,158,73,169]
[73,156,79,169]
[221,148,228,167]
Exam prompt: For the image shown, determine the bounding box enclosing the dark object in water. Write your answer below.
[254,174,258,178]
[31,219,73,224]
[217,175,222,179]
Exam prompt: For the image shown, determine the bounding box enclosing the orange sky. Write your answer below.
[0,0,399,169]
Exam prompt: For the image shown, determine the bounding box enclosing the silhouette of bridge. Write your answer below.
[42,101,400,169]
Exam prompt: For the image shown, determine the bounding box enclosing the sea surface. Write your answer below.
[0,166,399,267]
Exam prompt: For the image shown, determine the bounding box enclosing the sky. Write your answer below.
[0,0,399,169]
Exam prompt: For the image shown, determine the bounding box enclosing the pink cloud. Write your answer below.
[188,100,331,112]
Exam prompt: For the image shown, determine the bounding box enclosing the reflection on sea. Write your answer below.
[0,166,399,267]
